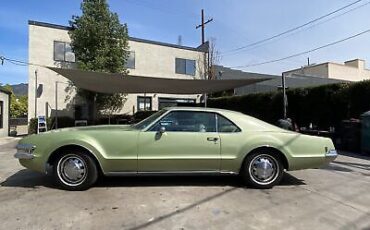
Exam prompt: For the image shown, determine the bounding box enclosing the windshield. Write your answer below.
[132,109,168,130]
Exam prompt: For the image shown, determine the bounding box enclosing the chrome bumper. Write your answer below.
[325,149,338,161]
[14,152,34,159]
[14,144,36,160]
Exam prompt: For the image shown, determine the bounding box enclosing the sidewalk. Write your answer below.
[0,137,22,146]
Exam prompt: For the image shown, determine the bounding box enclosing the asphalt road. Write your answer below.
[0,137,370,230]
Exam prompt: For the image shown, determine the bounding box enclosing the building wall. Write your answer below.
[214,65,346,96]
[283,59,370,82]
[234,74,346,95]
[283,64,329,79]
[327,61,370,82]
[0,92,9,137]
[28,23,204,121]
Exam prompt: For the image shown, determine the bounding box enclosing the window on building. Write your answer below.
[158,98,196,109]
[137,96,152,111]
[54,41,76,62]
[175,58,196,76]
[124,51,135,69]
[0,101,3,129]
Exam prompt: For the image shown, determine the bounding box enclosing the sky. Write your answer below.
[1,0,370,84]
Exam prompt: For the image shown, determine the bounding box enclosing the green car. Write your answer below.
[15,107,337,190]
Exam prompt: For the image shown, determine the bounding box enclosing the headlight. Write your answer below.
[16,144,36,153]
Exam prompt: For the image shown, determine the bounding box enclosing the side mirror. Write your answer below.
[159,126,166,134]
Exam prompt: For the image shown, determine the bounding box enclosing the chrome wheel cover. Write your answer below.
[248,154,279,185]
[57,154,87,186]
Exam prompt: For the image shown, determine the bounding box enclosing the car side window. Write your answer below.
[217,114,241,133]
[150,111,216,132]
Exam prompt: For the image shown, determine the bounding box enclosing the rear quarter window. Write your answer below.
[217,114,241,133]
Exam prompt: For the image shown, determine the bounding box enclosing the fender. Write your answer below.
[44,135,108,174]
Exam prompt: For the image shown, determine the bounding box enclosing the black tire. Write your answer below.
[241,150,284,189]
[53,149,98,191]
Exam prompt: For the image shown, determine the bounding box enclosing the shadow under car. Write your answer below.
[0,169,305,189]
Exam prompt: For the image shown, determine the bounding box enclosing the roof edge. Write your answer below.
[28,20,203,52]
[0,87,12,95]
[282,62,329,74]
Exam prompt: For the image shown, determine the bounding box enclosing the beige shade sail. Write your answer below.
[49,67,271,94]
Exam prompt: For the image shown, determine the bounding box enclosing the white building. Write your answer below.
[215,65,347,95]
[28,20,206,121]
[0,87,10,137]
[283,59,370,82]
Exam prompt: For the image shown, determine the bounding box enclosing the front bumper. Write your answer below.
[14,152,34,159]
[14,144,36,160]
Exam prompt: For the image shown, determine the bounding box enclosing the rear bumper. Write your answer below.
[325,149,338,163]
[287,149,338,171]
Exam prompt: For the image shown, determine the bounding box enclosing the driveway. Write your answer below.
[0,137,369,230]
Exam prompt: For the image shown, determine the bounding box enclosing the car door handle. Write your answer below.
[207,137,219,141]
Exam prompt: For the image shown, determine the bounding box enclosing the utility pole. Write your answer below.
[196,9,213,107]
[196,9,213,44]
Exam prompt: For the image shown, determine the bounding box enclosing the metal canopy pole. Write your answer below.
[55,81,58,129]
[34,70,38,118]
[282,73,287,119]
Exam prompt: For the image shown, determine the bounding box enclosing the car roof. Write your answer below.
[164,106,243,115]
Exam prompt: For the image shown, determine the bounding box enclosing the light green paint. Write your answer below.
[18,107,336,175]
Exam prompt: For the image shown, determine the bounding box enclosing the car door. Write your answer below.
[137,111,221,172]
[216,114,243,172]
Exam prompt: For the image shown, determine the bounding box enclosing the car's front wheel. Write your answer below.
[241,151,284,189]
[53,150,98,191]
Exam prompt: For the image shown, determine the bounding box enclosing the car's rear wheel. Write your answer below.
[53,150,98,191]
[241,151,284,189]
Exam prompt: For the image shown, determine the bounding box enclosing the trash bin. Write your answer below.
[361,111,370,154]
[338,119,361,152]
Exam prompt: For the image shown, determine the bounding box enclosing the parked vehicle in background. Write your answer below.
[15,107,337,190]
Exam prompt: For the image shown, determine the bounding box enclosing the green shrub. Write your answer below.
[209,80,370,130]
[97,114,133,124]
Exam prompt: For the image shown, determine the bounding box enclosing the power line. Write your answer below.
[221,0,370,57]
[125,0,199,19]
[0,56,48,68]
[220,0,365,55]
[229,28,370,69]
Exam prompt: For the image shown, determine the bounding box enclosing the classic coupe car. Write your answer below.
[15,107,337,190]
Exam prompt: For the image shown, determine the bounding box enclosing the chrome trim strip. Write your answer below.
[139,171,219,175]
[105,170,237,176]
